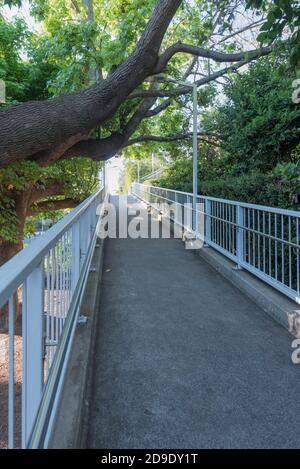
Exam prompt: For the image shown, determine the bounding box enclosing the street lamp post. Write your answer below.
[192,83,198,233]
[160,77,198,232]
[102,162,106,190]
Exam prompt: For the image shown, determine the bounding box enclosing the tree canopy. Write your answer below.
[0,0,299,264]
[156,52,300,209]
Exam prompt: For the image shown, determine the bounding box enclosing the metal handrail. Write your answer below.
[135,186,300,249]
[27,198,104,448]
[137,183,300,218]
[0,187,105,449]
[0,190,101,308]
[0,190,102,309]
[132,183,300,303]
[140,167,167,182]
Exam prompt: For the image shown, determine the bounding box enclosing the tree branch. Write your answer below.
[215,19,265,44]
[59,134,125,161]
[122,83,160,138]
[29,182,66,205]
[0,0,183,168]
[153,42,273,74]
[126,132,221,146]
[131,58,255,101]
[28,198,79,216]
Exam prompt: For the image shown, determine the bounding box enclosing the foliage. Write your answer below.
[0,3,102,245]
[0,0,299,249]
[246,0,300,69]
[202,56,300,174]
[156,55,300,209]
[0,157,101,242]
[155,155,299,209]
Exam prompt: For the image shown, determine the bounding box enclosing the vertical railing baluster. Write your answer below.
[59,240,63,336]
[228,204,234,254]
[22,262,44,447]
[289,216,292,289]
[72,222,80,293]
[263,211,266,273]
[226,203,228,251]
[252,210,255,268]
[8,296,14,448]
[297,219,299,298]
[205,199,211,245]
[22,283,27,448]
[55,243,59,351]
[275,214,278,280]
[237,204,244,267]
[68,229,72,307]
[268,213,271,276]
[50,248,54,366]
[46,253,50,376]
[221,202,225,249]
[257,211,260,271]
[281,215,284,285]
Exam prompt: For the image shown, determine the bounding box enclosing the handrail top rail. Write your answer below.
[135,183,300,218]
[0,187,103,309]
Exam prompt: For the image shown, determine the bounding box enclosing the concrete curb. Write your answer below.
[49,235,105,448]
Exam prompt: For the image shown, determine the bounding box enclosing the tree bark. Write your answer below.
[0,239,23,268]
[0,0,183,168]
[0,192,28,330]
[0,183,77,328]
[152,43,273,74]
[27,198,79,216]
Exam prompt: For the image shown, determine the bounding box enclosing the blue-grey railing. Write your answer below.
[132,183,300,304]
[0,187,106,449]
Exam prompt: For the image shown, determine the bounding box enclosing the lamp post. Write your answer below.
[157,77,198,232]
[102,162,106,190]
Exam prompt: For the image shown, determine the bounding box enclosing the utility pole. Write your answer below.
[163,77,198,233]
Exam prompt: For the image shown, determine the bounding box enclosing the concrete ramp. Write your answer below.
[87,195,300,449]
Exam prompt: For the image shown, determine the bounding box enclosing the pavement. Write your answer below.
[87,195,300,449]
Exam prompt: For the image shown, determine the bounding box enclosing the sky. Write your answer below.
[2,0,38,31]
[106,157,125,194]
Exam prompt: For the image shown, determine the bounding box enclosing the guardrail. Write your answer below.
[0,187,106,449]
[132,183,300,304]
[140,167,167,182]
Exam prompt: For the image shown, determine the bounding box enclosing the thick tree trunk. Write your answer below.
[0,239,23,268]
[0,190,28,329]
[0,239,23,331]
[0,0,183,168]
[0,182,80,329]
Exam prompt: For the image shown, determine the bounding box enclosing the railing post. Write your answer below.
[205,199,211,246]
[236,204,244,268]
[72,221,80,292]
[81,210,89,259]
[22,261,44,447]
[174,192,179,226]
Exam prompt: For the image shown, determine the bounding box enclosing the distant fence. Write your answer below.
[0,187,106,448]
[140,167,167,182]
[132,183,300,304]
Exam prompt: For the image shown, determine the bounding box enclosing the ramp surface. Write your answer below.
[87,195,300,449]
